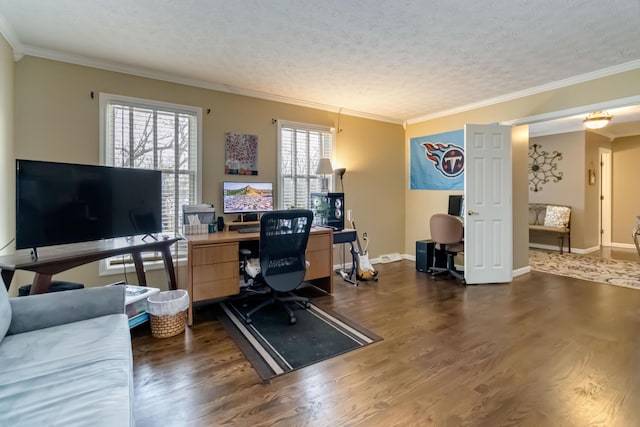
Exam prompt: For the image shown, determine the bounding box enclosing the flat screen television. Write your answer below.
[448,195,464,217]
[16,159,162,250]
[222,181,273,214]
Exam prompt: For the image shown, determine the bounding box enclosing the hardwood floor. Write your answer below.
[131,252,640,426]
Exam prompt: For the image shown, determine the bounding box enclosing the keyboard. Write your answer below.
[237,226,260,234]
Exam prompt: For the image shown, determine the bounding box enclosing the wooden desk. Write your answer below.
[0,236,180,294]
[184,226,334,326]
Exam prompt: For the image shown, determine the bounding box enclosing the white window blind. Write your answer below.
[278,121,334,209]
[100,93,201,274]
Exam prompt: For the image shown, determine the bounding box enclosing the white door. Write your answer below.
[599,148,612,246]
[464,124,513,284]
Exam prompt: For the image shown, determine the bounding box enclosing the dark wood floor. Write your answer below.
[131,250,640,426]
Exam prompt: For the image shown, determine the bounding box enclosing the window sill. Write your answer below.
[99,257,186,277]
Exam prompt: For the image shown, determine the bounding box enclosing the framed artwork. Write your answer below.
[409,129,464,190]
[225,132,258,175]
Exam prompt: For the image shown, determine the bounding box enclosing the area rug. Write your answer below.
[529,249,640,290]
[216,299,382,381]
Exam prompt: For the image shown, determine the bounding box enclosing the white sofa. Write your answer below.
[0,285,133,426]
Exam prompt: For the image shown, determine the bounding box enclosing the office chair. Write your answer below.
[243,209,313,325]
[429,213,465,285]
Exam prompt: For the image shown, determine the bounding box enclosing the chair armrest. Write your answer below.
[7,286,125,335]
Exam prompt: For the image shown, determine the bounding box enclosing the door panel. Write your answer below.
[464,124,513,284]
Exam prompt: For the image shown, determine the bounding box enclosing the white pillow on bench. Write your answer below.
[544,205,570,228]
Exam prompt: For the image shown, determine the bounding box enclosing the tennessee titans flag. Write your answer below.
[410,129,464,190]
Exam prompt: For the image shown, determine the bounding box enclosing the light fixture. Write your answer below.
[583,111,612,129]
[334,167,346,192]
[315,158,333,192]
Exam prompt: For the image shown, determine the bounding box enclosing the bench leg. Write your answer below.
[559,235,564,255]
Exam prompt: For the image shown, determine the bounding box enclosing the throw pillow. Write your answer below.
[0,283,11,343]
[544,205,570,228]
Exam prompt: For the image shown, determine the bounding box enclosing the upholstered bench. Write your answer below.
[529,203,571,254]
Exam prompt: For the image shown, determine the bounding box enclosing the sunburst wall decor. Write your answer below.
[528,143,563,192]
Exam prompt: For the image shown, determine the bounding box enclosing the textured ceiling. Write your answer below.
[1,0,640,123]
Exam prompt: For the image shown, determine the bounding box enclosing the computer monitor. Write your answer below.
[447,195,464,217]
[222,181,274,215]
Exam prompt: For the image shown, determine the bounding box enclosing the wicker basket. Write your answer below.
[150,309,187,338]
[147,289,189,338]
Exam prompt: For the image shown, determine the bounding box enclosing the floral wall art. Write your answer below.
[225,132,258,175]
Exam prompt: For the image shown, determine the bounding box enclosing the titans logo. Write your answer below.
[421,142,464,178]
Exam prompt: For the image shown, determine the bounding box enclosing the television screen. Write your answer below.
[16,159,162,250]
[223,182,273,214]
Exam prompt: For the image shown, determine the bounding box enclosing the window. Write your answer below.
[278,120,334,209]
[100,93,201,274]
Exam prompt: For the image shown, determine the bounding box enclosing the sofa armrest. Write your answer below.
[7,286,125,335]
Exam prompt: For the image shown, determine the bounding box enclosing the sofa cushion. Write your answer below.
[0,284,10,344]
[0,313,132,426]
[544,205,570,228]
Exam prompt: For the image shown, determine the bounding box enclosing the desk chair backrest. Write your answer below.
[430,213,464,246]
[259,209,313,293]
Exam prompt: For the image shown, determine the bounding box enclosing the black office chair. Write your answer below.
[429,213,465,285]
[243,209,313,325]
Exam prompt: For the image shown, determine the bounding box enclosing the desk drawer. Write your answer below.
[192,242,238,266]
[307,233,331,251]
[192,277,239,301]
[193,261,237,283]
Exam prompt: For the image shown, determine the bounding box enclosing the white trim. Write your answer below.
[0,11,23,60]
[513,266,531,277]
[18,44,402,125]
[528,243,599,254]
[611,242,636,249]
[502,95,640,127]
[407,61,640,125]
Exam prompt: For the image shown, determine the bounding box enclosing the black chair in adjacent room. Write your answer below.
[243,209,313,325]
[429,213,465,285]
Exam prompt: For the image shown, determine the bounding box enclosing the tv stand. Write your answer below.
[0,235,180,294]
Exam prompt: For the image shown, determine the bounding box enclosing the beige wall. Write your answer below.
[406,68,640,270]
[529,132,585,248]
[611,134,640,244]
[10,56,405,293]
[0,35,14,257]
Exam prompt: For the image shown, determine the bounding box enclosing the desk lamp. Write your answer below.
[316,158,333,192]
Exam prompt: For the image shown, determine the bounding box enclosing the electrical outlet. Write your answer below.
[347,209,352,222]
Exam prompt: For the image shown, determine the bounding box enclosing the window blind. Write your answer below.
[101,94,201,274]
[278,121,334,209]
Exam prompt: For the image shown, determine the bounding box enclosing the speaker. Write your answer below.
[416,240,447,273]
[217,216,225,231]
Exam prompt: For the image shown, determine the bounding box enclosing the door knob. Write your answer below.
[467,210,479,216]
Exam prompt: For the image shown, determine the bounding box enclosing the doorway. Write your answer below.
[599,147,612,247]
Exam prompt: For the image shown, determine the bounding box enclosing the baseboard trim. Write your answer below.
[610,242,636,249]
[528,243,598,255]
[513,266,531,277]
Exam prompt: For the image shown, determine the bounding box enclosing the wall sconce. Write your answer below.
[588,161,596,186]
[334,167,346,192]
[315,158,333,192]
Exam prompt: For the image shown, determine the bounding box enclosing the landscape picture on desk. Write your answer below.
[225,132,258,175]
[409,129,464,190]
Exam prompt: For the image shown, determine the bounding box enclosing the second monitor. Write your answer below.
[448,195,464,217]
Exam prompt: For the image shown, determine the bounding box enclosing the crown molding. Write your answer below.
[406,59,640,125]
[0,11,24,61]
[19,44,403,125]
